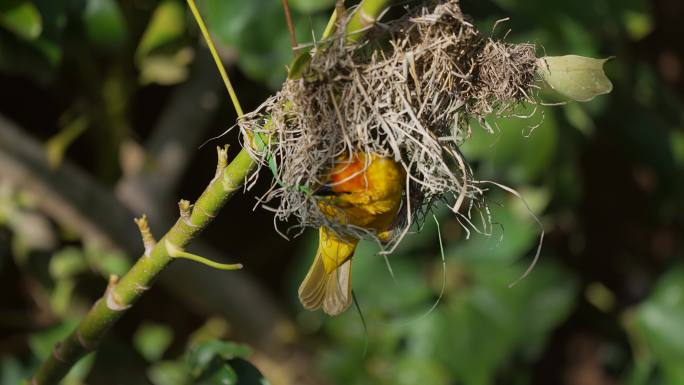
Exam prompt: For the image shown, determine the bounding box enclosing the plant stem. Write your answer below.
[30,1,389,383]
[30,148,254,385]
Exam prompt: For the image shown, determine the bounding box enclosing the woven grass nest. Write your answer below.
[238,0,540,251]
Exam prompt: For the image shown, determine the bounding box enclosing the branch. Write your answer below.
[0,56,286,344]
[26,0,390,383]
[26,142,254,385]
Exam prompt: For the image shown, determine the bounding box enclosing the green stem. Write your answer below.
[346,0,388,42]
[166,239,243,270]
[30,1,389,383]
[30,149,255,385]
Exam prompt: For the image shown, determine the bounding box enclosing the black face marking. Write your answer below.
[314,185,335,196]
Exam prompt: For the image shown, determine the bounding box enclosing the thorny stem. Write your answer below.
[30,1,389,384]
[30,147,254,385]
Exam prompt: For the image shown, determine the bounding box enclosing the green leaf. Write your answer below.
[0,0,42,39]
[139,48,194,85]
[289,0,335,13]
[1,356,32,385]
[187,340,252,378]
[28,319,80,360]
[134,322,175,362]
[85,246,131,277]
[50,279,76,316]
[226,358,271,385]
[537,55,614,102]
[622,10,653,41]
[203,0,328,88]
[49,247,87,279]
[136,0,189,85]
[634,267,684,385]
[83,0,127,47]
[147,361,192,385]
[136,0,186,60]
[394,357,449,385]
[45,115,90,169]
[462,105,558,184]
[195,362,237,385]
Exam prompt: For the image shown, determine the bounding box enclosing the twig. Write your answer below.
[28,136,255,385]
[280,0,299,55]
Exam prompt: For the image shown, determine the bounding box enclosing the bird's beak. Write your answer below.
[314,185,335,196]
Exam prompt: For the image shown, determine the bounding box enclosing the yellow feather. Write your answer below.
[298,153,404,315]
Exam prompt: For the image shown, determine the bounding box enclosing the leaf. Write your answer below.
[148,361,192,385]
[461,105,558,184]
[225,358,271,385]
[393,357,449,385]
[537,55,614,102]
[136,0,186,59]
[289,0,335,13]
[28,319,80,360]
[195,362,237,385]
[50,279,76,316]
[139,48,194,85]
[136,0,189,85]
[82,0,127,47]
[187,340,252,378]
[1,356,32,385]
[84,245,131,277]
[45,115,90,169]
[0,0,42,39]
[134,322,175,362]
[49,247,88,280]
[634,267,684,384]
[203,0,328,88]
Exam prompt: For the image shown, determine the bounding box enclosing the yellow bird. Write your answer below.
[298,153,404,315]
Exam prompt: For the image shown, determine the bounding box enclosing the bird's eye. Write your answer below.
[314,185,335,196]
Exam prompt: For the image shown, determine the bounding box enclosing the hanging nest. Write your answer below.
[238,0,539,250]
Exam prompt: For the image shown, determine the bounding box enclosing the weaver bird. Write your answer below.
[298,153,404,315]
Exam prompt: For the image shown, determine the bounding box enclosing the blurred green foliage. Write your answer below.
[1,0,683,384]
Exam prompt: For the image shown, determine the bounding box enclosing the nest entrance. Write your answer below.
[238,0,539,249]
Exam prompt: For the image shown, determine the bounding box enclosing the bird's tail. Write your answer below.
[298,227,357,316]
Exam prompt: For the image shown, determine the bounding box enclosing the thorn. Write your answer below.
[134,214,156,257]
[215,145,229,180]
[104,274,130,311]
[179,199,193,220]
[107,274,119,289]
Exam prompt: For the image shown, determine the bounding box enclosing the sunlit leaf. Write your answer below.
[634,267,684,384]
[187,340,251,377]
[45,115,89,169]
[0,0,42,39]
[537,55,613,102]
[462,105,557,184]
[134,322,174,362]
[50,279,76,316]
[28,319,79,360]
[138,48,194,85]
[83,0,127,47]
[147,361,191,385]
[289,0,335,13]
[136,0,186,59]
[1,356,32,385]
[622,10,653,41]
[203,0,328,88]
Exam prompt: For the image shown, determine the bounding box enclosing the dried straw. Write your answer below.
[238,0,538,250]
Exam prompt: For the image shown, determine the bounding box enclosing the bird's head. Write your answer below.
[315,153,404,202]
